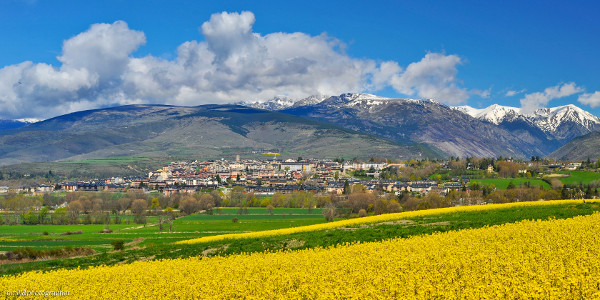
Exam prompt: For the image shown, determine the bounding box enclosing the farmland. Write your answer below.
[470,177,550,189]
[2,201,600,298]
[556,170,600,185]
[0,208,324,252]
[2,200,600,277]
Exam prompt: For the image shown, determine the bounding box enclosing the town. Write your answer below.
[5,155,596,199]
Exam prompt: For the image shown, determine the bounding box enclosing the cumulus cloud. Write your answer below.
[388,53,468,104]
[520,82,584,113]
[578,91,600,108]
[0,11,474,119]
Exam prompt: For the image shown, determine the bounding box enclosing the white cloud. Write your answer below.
[520,82,584,113]
[388,53,468,104]
[505,89,525,97]
[578,91,600,108]
[0,11,475,119]
[59,21,146,81]
[471,88,491,98]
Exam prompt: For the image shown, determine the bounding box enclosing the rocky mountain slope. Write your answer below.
[275,94,545,158]
[0,104,436,166]
[245,93,600,158]
[549,131,600,161]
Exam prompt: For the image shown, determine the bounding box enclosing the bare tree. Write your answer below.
[68,200,83,224]
[323,203,337,222]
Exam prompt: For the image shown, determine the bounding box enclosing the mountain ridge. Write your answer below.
[0,104,437,166]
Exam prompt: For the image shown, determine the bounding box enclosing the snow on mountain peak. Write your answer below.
[15,118,42,123]
[454,104,521,125]
[454,103,600,133]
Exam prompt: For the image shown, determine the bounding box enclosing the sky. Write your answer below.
[1,0,599,120]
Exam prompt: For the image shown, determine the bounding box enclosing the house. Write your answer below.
[62,182,78,192]
[35,184,54,193]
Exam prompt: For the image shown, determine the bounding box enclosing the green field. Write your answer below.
[471,178,551,189]
[0,208,325,253]
[556,170,600,185]
[60,156,152,164]
[1,200,598,275]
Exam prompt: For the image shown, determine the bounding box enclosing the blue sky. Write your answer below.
[1,0,599,119]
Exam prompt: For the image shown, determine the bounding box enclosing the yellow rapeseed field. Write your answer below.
[177,199,600,245]
[2,210,600,299]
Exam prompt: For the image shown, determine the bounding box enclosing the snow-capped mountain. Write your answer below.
[238,92,600,158]
[454,104,600,139]
[278,93,548,158]
[248,93,436,111]
[242,96,296,111]
[454,104,521,125]
[0,118,39,131]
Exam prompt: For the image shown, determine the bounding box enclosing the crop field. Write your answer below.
[2,203,600,298]
[0,208,325,253]
[471,177,550,189]
[2,200,600,278]
[556,170,600,185]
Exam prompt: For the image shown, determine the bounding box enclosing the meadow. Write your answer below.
[470,177,550,189]
[0,208,324,251]
[556,170,600,185]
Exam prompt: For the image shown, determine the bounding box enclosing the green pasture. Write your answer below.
[555,171,600,185]
[0,208,327,253]
[471,178,550,189]
[59,156,151,165]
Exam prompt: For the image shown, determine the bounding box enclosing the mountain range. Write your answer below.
[0,93,598,166]
[0,104,435,166]
[246,93,600,159]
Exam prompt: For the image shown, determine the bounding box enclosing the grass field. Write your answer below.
[1,200,599,276]
[471,177,551,189]
[556,170,600,185]
[0,208,325,253]
[60,156,151,164]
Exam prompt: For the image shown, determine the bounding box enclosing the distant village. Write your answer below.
[1,155,588,197]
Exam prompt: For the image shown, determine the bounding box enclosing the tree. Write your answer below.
[130,199,148,215]
[150,198,161,214]
[271,192,283,207]
[131,199,148,224]
[118,197,131,213]
[179,196,198,215]
[343,180,350,195]
[23,209,39,225]
[198,193,215,213]
[52,207,68,225]
[68,200,83,224]
[38,206,49,224]
[348,192,375,213]
[323,203,337,222]
[228,186,246,207]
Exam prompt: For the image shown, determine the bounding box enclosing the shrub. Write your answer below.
[358,209,367,218]
[111,240,125,251]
